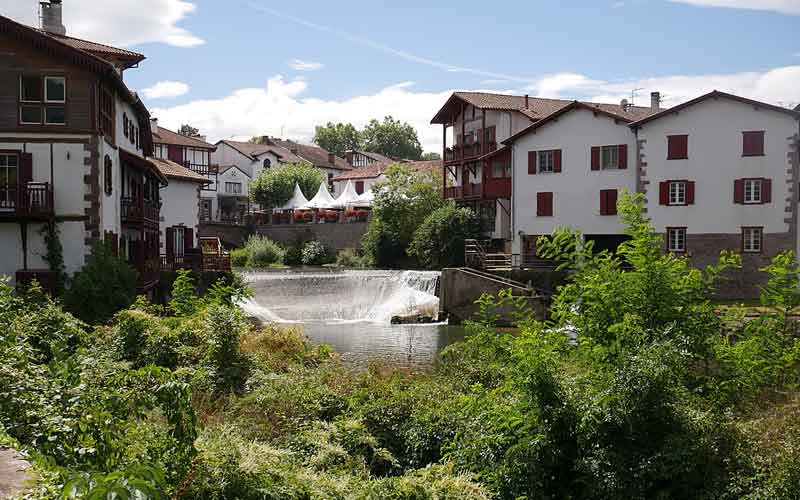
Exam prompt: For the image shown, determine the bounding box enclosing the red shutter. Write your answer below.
[528,151,537,175]
[20,152,33,185]
[355,181,364,194]
[553,150,562,173]
[618,144,628,169]
[591,147,600,171]
[184,227,194,251]
[762,178,772,204]
[166,227,175,256]
[609,189,618,215]
[600,190,606,215]
[733,179,744,204]
[743,131,765,157]
[659,182,669,205]
[537,192,553,216]
[668,135,688,160]
[686,181,695,205]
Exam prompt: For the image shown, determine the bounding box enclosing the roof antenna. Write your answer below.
[629,88,644,106]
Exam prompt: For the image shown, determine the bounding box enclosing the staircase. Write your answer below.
[464,239,512,272]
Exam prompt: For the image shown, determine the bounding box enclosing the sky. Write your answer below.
[2,0,799,153]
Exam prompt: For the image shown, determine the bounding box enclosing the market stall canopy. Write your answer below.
[305,183,338,209]
[278,183,310,211]
[334,180,361,208]
[353,188,375,207]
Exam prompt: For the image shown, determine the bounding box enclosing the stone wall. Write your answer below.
[254,222,369,251]
[198,223,252,248]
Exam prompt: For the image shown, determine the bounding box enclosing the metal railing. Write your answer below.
[465,239,513,271]
[121,196,160,224]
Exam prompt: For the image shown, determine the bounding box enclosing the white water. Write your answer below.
[240,269,441,324]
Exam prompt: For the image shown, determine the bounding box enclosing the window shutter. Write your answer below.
[591,147,600,170]
[668,135,688,160]
[537,192,553,216]
[733,179,744,204]
[618,144,628,169]
[659,181,669,205]
[546,192,553,216]
[166,227,175,256]
[743,131,765,156]
[608,189,618,215]
[553,150,562,173]
[184,227,194,251]
[762,178,772,204]
[528,151,537,175]
[600,190,607,215]
[20,153,33,185]
[686,181,695,205]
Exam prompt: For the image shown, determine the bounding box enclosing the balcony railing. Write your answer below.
[161,252,231,273]
[182,162,218,177]
[445,130,498,163]
[445,183,483,200]
[121,197,160,225]
[0,182,54,218]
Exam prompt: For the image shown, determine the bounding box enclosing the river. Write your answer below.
[240,269,466,366]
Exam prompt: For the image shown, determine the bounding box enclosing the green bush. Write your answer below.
[409,202,480,269]
[301,240,334,266]
[243,235,285,267]
[230,248,248,267]
[203,304,250,393]
[250,162,325,209]
[284,245,303,266]
[63,242,138,324]
[336,248,372,269]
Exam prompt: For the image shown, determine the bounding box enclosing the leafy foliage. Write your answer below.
[313,122,361,157]
[250,162,325,209]
[361,116,424,160]
[63,241,138,325]
[241,235,286,267]
[177,124,200,137]
[301,240,334,266]
[408,202,480,269]
[336,248,373,269]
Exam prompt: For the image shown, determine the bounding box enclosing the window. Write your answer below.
[667,135,688,160]
[0,153,19,210]
[19,75,66,125]
[492,160,511,179]
[537,192,553,217]
[123,114,129,139]
[667,228,687,253]
[538,151,555,173]
[104,155,113,196]
[355,181,365,195]
[744,179,762,204]
[263,158,271,169]
[742,131,765,157]
[742,227,763,253]
[600,189,618,215]
[601,146,619,170]
[225,182,242,194]
[669,181,686,205]
[99,86,115,139]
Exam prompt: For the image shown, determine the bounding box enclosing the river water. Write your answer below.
[240,269,466,366]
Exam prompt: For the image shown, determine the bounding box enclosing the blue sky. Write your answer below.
[2,0,799,151]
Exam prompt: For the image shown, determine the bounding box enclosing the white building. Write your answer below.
[216,165,251,223]
[0,6,166,293]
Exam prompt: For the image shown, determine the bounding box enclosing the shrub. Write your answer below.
[301,240,334,266]
[230,248,248,267]
[409,202,480,269]
[203,304,250,393]
[243,235,285,267]
[63,241,137,325]
[170,269,201,317]
[250,162,324,209]
[336,248,372,269]
[284,245,303,266]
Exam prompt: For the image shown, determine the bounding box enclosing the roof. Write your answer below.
[150,158,209,184]
[216,140,305,164]
[347,149,395,164]
[270,139,353,171]
[120,149,168,185]
[629,90,800,128]
[431,91,655,125]
[35,29,145,66]
[332,162,389,181]
[219,164,252,177]
[407,159,442,175]
[152,125,216,150]
[502,100,651,145]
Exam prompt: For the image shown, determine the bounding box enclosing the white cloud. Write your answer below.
[288,59,325,71]
[612,1,626,8]
[667,0,800,15]
[150,66,800,155]
[1,0,204,48]
[141,81,191,99]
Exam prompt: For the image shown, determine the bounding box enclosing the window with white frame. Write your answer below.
[669,181,686,205]
[742,227,763,253]
[667,228,686,252]
[225,182,242,194]
[0,153,19,210]
[601,145,619,169]
[744,179,762,204]
[538,150,555,173]
[20,75,66,125]
[173,226,185,256]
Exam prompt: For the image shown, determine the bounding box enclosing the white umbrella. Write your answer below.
[278,183,310,211]
[334,180,361,208]
[305,183,338,209]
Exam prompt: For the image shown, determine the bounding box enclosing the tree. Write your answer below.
[362,164,443,267]
[421,152,442,161]
[361,116,423,160]
[178,124,200,137]
[409,203,480,269]
[313,122,361,157]
[250,162,325,209]
[249,136,269,144]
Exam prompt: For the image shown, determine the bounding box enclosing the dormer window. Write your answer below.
[20,75,66,125]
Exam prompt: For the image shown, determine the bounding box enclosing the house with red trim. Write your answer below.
[0,2,166,293]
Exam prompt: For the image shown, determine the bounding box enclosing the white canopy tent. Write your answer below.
[305,183,338,209]
[352,188,375,207]
[334,180,361,208]
[278,183,310,211]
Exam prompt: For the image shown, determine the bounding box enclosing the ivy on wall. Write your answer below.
[39,221,67,295]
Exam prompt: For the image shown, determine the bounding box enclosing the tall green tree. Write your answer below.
[178,124,200,137]
[409,203,480,269]
[250,162,325,209]
[421,152,442,161]
[361,116,424,160]
[313,122,361,157]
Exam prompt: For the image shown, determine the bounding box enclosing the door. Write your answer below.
[0,153,18,210]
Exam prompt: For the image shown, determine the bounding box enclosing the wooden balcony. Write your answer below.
[483,177,511,199]
[183,162,219,177]
[0,182,54,220]
[444,182,482,200]
[121,196,160,226]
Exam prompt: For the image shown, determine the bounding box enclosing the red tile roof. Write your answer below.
[152,126,216,150]
[332,162,390,181]
[407,159,442,175]
[270,139,353,171]
[36,29,145,65]
[150,158,209,184]
[217,140,305,164]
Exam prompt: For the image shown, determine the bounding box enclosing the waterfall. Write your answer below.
[240,270,441,324]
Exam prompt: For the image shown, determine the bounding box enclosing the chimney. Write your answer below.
[150,117,158,130]
[328,152,335,164]
[651,92,661,111]
[40,1,66,36]
[524,94,529,108]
